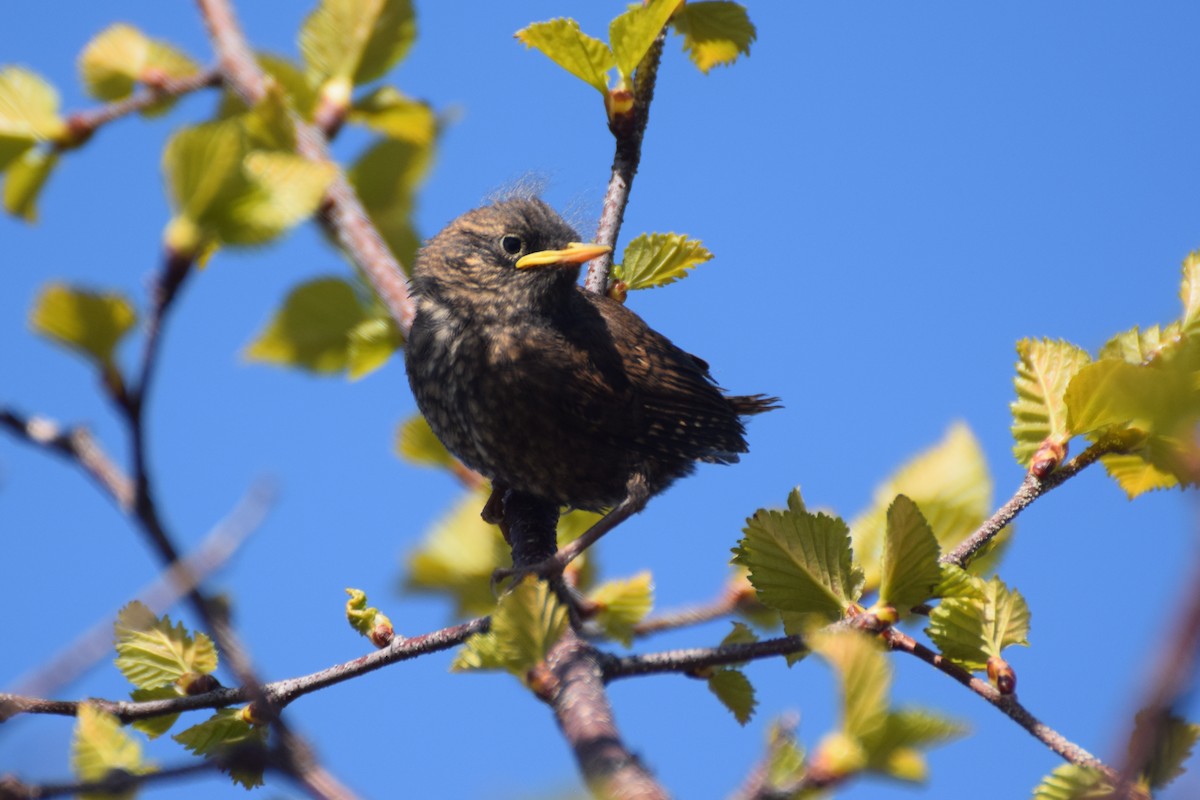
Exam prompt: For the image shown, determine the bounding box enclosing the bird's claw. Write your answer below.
[490,553,567,596]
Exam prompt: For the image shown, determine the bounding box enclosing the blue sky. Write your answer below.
[3,2,1200,798]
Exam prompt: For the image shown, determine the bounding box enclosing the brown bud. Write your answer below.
[369,620,395,648]
[607,280,629,304]
[180,672,220,696]
[527,661,558,702]
[240,702,268,726]
[1030,439,1067,479]
[986,655,1017,695]
[606,87,635,120]
[863,605,899,631]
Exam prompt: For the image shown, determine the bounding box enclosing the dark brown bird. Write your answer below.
[405,197,777,567]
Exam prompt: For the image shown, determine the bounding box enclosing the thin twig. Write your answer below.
[60,69,221,149]
[942,436,1126,568]
[584,33,667,295]
[604,635,808,681]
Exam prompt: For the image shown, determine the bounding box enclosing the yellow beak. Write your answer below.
[515,242,612,269]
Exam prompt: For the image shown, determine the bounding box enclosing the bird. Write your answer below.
[404,196,778,571]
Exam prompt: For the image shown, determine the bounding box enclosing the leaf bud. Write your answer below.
[986,655,1017,695]
[1030,439,1067,479]
[607,280,629,304]
[179,672,220,696]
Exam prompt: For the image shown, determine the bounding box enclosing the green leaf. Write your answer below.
[218,151,335,244]
[811,629,890,744]
[588,571,653,646]
[72,704,150,799]
[347,314,402,379]
[763,718,808,789]
[1100,451,1180,497]
[933,563,985,600]
[872,708,968,754]
[404,487,512,617]
[877,494,943,613]
[218,53,319,121]
[129,686,182,739]
[1031,764,1111,800]
[925,576,1029,671]
[612,232,714,291]
[1011,338,1092,466]
[671,1,757,73]
[721,620,759,649]
[78,24,198,108]
[850,422,995,590]
[1100,324,1180,365]
[349,136,434,269]
[30,282,136,370]
[3,147,58,221]
[1181,251,1200,341]
[610,0,683,81]
[173,708,267,789]
[348,86,437,146]
[733,488,863,623]
[515,19,615,95]
[300,0,416,88]
[453,577,570,679]
[395,412,456,469]
[345,587,391,639]
[707,668,756,725]
[244,277,369,374]
[1132,712,1200,789]
[113,601,218,690]
[0,67,66,171]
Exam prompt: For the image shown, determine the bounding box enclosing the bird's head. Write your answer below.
[411,197,610,314]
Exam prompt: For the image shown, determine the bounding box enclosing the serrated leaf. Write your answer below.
[217,151,334,244]
[850,423,994,590]
[244,277,369,373]
[610,0,682,80]
[0,67,66,171]
[4,147,57,221]
[671,1,757,73]
[516,19,615,95]
[348,86,436,146]
[453,577,569,679]
[1066,359,1164,436]
[173,708,267,789]
[129,686,182,739]
[1181,252,1200,341]
[708,668,756,725]
[1032,764,1111,800]
[810,629,890,743]
[878,495,942,613]
[722,620,759,649]
[30,282,136,369]
[933,563,985,600]
[1100,324,1180,365]
[733,488,863,623]
[588,571,653,646]
[404,486,512,617]
[925,576,1029,671]
[1132,712,1200,789]
[613,232,713,291]
[78,24,198,107]
[72,704,150,799]
[1100,451,1180,498]
[349,136,434,269]
[113,601,217,690]
[1011,338,1092,466]
[300,0,416,87]
[395,412,456,469]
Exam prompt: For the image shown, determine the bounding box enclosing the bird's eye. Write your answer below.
[500,235,523,256]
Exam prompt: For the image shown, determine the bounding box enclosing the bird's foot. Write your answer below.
[481,482,511,542]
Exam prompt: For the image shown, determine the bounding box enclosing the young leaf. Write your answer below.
[1011,338,1091,466]
[348,86,437,145]
[609,0,683,81]
[0,67,66,171]
[395,412,456,469]
[349,136,434,269]
[4,146,57,221]
[300,0,417,87]
[671,1,757,73]
[722,620,760,649]
[1100,451,1180,497]
[453,577,569,679]
[733,488,863,623]
[612,232,714,291]
[1132,712,1200,789]
[515,19,615,95]
[218,53,319,120]
[72,704,150,796]
[810,629,890,745]
[129,686,182,739]
[763,718,808,788]
[707,668,757,725]
[29,283,136,369]
[174,708,268,789]
[78,24,197,103]
[877,494,942,613]
[1100,324,1180,365]
[588,571,653,646]
[215,151,335,245]
[1031,764,1110,800]
[347,315,402,379]
[850,423,994,590]
[113,601,218,690]
[244,277,369,374]
[1180,251,1200,341]
[925,577,1030,671]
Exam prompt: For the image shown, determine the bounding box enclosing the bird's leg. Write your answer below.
[482,481,511,542]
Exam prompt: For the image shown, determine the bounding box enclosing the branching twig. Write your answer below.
[60,69,221,149]
[604,635,807,681]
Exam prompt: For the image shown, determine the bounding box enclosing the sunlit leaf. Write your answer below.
[218,53,319,120]
[516,19,615,94]
[217,151,334,244]
[708,668,756,725]
[72,704,150,799]
[671,1,757,73]
[349,136,434,269]
[610,0,683,80]
[395,412,456,469]
[612,232,713,291]
[877,494,942,613]
[0,67,66,170]
[1100,324,1180,365]
[78,23,197,109]
[1132,712,1200,789]
[1181,251,1200,341]
[30,282,136,369]
[174,708,268,789]
[349,86,437,145]
[453,577,570,679]
[588,571,653,646]
[113,601,218,690]
[300,0,416,87]
[811,629,889,744]
[4,147,57,220]
[129,686,182,739]
[1031,764,1111,800]
[925,577,1029,671]
[347,314,402,379]
[1011,338,1091,466]
[244,277,369,374]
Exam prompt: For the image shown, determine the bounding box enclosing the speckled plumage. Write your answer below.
[404,197,777,513]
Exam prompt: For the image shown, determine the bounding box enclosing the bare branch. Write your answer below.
[605,635,808,681]
[60,69,221,148]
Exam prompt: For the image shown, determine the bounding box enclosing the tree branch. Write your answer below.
[604,635,808,681]
[60,69,221,149]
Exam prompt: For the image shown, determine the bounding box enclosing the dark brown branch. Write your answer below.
[884,628,1118,780]
[0,759,216,800]
[584,33,668,295]
[0,409,133,510]
[60,69,221,149]
[942,436,1126,569]
[604,635,808,681]
[194,0,415,335]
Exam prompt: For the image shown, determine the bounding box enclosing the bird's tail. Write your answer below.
[731,394,782,416]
